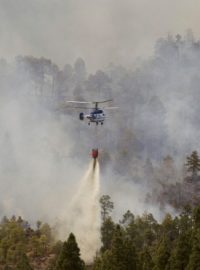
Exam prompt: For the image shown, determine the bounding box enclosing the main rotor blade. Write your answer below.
[104,106,119,110]
[63,106,90,110]
[64,100,93,104]
[60,104,94,109]
[92,99,113,104]
[63,99,112,105]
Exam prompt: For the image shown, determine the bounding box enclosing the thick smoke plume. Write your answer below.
[1,29,200,255]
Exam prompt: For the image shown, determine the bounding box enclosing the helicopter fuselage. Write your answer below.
[80,109,105,125]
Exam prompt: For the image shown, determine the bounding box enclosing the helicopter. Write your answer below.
[63,99,116,125]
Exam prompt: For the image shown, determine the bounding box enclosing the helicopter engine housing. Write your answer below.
[79,112,84,120]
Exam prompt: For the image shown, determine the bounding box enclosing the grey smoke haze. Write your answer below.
[0,0,200,70]
[1,1,200,257]
[1,28,200,226]
[0,95,82,222]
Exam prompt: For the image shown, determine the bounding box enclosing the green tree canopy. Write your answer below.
[185,151,200,178]
[153,236,171,270]
[187,229,200,270]
[99,195,114,222]
[100,217,115,253]
[170,231,191,270]
[99,225,138,270]
[55,233,85,270]
[140,247,154,270]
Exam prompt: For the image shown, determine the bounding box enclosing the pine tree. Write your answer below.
[179,205,192,232]
[119,210,134,227]
[55,233,85,270]
[100,250,114,270]
[153,236,171,270]
[140,247,154,270]
[99,195,114,222]
[185,151,200,178]
[100,217,115,252]
[187,229,200,270]
[169,206,193,269]
[193,206,200,228]
[123,238,138,270]
[170,232,191,270]
[100,225,138,270]
[110,225,127,270]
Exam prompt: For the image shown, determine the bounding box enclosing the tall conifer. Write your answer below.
[55,233,85,270]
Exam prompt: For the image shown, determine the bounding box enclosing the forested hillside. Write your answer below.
[1,32,200,268]
[1,198,200,270]
[93,199,200,270]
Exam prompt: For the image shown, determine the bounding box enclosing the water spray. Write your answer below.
[64,156,101,263]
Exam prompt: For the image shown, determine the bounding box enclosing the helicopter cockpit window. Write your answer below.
[96,110,103,113]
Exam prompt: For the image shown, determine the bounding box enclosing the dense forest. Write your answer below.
[0,196,200,269]
[93,196,200,270]
[0,151,200,269]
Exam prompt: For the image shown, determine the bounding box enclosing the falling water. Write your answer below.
[64,159,101,263]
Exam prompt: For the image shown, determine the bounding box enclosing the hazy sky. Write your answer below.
[0,0,200,70]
